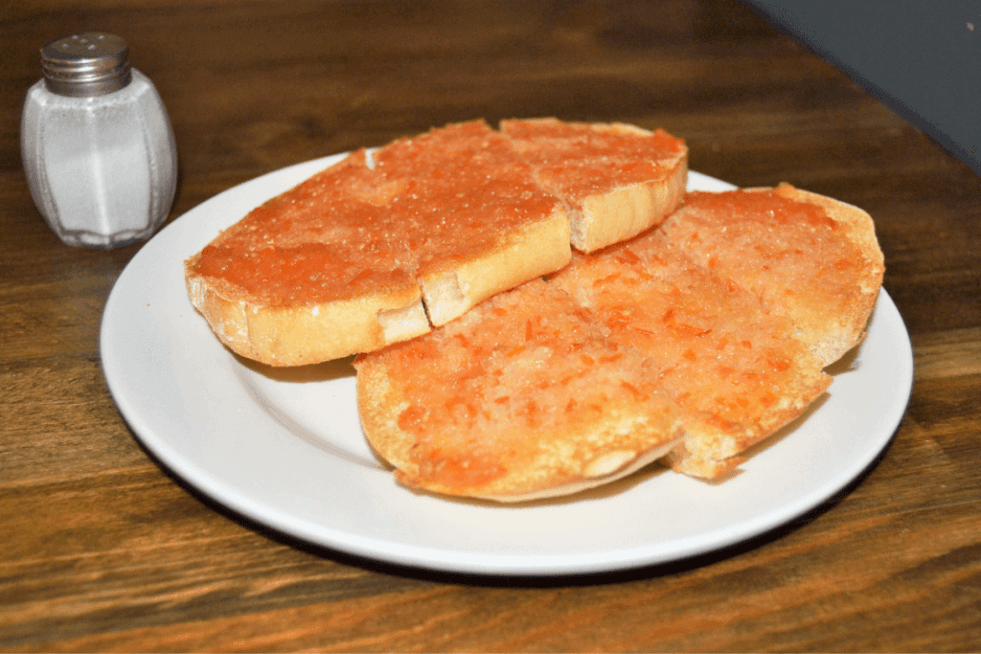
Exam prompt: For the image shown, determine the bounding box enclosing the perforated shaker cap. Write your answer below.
[41,32,132,97]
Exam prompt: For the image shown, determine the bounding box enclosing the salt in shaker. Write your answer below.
[21,32,178,248]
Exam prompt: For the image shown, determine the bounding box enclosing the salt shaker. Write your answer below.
[21,32,178,249]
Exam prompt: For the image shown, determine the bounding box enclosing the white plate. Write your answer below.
[101,155,914,576]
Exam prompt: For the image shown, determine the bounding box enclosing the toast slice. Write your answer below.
[501,118,688,252]
[657,184,885,366]
[551,236,831,479]
[355,278,686,502]
[358,183,882,487]
[186,119,688,366]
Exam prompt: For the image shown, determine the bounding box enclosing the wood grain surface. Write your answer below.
[2,0,979,651]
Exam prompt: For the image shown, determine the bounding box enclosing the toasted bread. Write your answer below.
[186,119,688,366]
[355,279,685,502]
[657,183,885,366]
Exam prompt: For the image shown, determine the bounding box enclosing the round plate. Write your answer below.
[100,155,914,576]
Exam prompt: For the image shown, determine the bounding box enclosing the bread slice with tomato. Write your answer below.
[185,119,688,366]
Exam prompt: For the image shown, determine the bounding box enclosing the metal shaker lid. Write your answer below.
[41,32,132,97]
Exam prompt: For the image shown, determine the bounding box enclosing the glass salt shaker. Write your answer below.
[21,32,178,249]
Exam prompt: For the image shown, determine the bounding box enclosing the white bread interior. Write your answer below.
[571,159,688,252]
[419,206,571,326]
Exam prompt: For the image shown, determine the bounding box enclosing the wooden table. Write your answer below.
[2,1,979,651]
